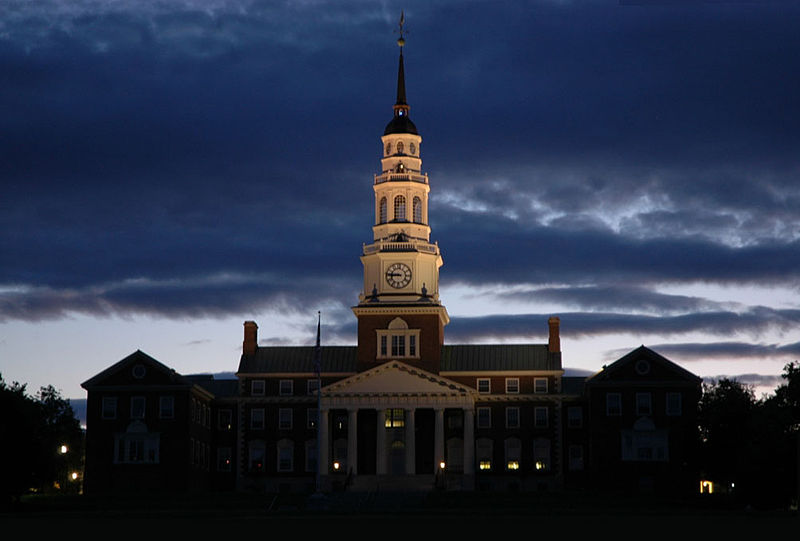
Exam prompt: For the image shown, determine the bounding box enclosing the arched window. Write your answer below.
[385,142,391,156]
[379,197,387,224]
[397,141,404,154]
[394,195,406,221]
[413,196,422,223]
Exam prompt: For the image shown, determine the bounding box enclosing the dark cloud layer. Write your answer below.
[2,1,800,362]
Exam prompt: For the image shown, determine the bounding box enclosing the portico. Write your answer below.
[317,361,476,489]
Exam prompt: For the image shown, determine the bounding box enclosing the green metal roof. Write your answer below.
[237,346,358,375]
[441,344,560,372]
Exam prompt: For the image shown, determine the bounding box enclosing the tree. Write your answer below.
[0,374,84,504]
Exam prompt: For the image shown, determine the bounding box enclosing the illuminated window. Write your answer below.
[534,378,548,394]
[534,407,548,428]
[666,392,682,416]
[394,195,406,221]
[636,392,652,416]
[251,380,265,396]
[606,393,622,416]
[278,408,293,430]
[379,197,387,224]
[251,408,265,430]
[413,196,422,223]
[279,380,293,396]
[534,438,551,471]
[700,480,714,494]
[277,439,293,472]
[506,407,520,429]
[505,378,519,394]
[477,378,490,394]
[385,408,405,428]
[159,396,174,419]
[505,437,521,471]
[477,407,491,429]
[217,447,232,472]
[102,397,117,420]
[130,396,145,419]
[476,438,493,471]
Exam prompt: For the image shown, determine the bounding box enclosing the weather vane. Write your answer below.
[395,10,407,48]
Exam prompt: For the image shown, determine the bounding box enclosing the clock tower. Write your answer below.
[353,25,449,374]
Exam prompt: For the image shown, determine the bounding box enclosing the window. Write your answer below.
[534,407,548,428]
[534,378,548,394]
[394,195,406,221]
[447,411,463,429]
[385,408,405,428]
[130,397,145,419]
[477,407,491,429]
[413,196,422,223]
[217,447,232,472]
[385,143,391,156]
[621,428,669,462]
[380,335,388,356]
[505,438,521,471]
[391,335,405,357]
[567,406,583,428]
[305,439,317,473]
[114,424,159,464]
[307,408,318,429]
[606,393,622,416]
[477,378,490,394]
[396,141,404,154]
[568,445,584,471]
[666,392,682,416]
[251,380,265,396]
[159,396,174,419]
[251,408,265,430]
[307,379,320,395]
[534,438,551,471]
[277,439,294,472]
[278,408,293,430]
[505,378,519,394]
[379,197,387,224]
[506,407,520,429]
[279,380,293,396]
[102,397,117,419]
[636,392,652,416]
[409,335,416,357]
[218,409,233,431]
[476,438,493,471]
[249,441,265,472]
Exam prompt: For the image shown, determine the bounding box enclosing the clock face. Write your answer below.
[385,262,412,288]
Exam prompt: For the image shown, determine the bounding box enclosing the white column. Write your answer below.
[434,407,445,471]
[405,408,416,475]
[347,408,358,475]
[463,408,475,476]
[376,408,387,475]
[319,408,329,476]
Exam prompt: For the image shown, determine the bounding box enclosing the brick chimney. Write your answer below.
[243,320,258,356]
[548,316,560,353]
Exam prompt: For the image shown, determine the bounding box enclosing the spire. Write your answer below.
[385,11,417,135]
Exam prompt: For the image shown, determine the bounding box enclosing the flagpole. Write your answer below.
[314,310,322,494]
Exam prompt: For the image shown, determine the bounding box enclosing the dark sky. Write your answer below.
[2,1,799,397]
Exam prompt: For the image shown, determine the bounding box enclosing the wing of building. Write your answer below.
[81,26,702,497]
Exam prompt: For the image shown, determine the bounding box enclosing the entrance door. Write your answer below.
[390,440,405,475]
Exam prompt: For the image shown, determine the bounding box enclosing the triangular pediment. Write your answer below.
[324,361,475,397]
[81,350,193,389]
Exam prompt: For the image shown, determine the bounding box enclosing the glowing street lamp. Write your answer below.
[439,461,446,471]
[59,445,68,454]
